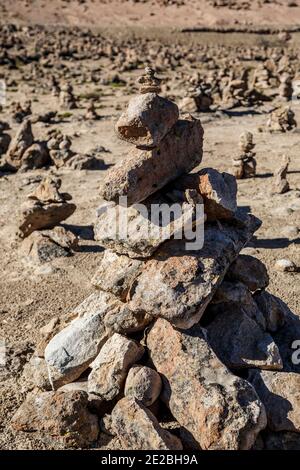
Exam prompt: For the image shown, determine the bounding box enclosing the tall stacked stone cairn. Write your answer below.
[12,68,300,450]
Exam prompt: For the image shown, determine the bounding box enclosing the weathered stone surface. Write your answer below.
[18,200,76,238]
[226,254,269,291]
[111,397,183,450]
[88,333,144,401]
[210,280,266,329]
[248,370,300,432]
[206,305,283,370]
[18,178,76,238]
[147,319,266,450]
[253,290,287,332]
[11,390,99,447]
[44,292,112,386]
[124,365,162,406]
[94,189,203,258]
[92,250,143,299]
[173,168,237,221]
[115,93,179,148]
[21,227,77,264]
[6,119,34,170]
[100,116,204,205]
[272,309,300,374]
[128,213,261,328]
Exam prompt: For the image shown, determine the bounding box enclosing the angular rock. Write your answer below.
[248,370,300,432]
[210,280,266,329]
[100,116,204,205]
[94,188,204,258]
[6,120,34,170]
[11,390,99,447]
[111,397,182,450]
[128,213,261,328]
[226,254,269,291]
[206,305,283,370]
[88,333,144,401]
[275,258,297,272]
[115,93,179,148]
[44,292,113,386]
[124,365,162,406]
[20,227,77,264]
[253,290,287,332]
[92,250,143,300]
[147,319,267,450]
[173,168,237,221]
[28,177,69,204]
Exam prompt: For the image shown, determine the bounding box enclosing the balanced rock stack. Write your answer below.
[232,131,257,179]
[12,68,299,450]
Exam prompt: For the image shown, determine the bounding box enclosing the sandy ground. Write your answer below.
[1,0,300,30]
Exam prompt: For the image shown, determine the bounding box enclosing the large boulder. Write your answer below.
[147,319,267,450]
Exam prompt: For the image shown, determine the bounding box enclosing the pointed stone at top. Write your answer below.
[137,67,161,94]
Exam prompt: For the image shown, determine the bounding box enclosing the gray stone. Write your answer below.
[115,93,179,148]
[248,370,300,432]
[226,254,269,291]
[253,290,288,332]
[206,305,283,370]
[124,365,162,406]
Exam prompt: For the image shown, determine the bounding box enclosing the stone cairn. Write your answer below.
[18,176,77,264]
[232,131,257,179]
[12,68,300,450]
[266,106,297,133]
[272,155,290,195]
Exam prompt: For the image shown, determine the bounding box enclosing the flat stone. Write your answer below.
[147,319,267,450]
[226,254,269,291]
[128,213,261,328]
[100,116,203,205]
[115,93,179,148]
[111,397,183,450]
[253,290,287,332]
[11,390,99,448]
[248,370,300,432]
[44,292,114,386]
[88,333,144,401]
[206,304,283,370]
[124,365,162,406]
[94,189,204,258]
[18,200,76,238]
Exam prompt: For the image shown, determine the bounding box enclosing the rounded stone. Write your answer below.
[124,365,162,407]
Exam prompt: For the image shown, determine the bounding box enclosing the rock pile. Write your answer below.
[266,106,297,133]
[18,176,77,264]
[232,131,257,179]
[12,68,299,450]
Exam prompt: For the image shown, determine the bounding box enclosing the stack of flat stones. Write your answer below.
[12,68,300,451]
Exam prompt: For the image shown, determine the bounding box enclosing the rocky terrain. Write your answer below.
[0,0,300,451]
